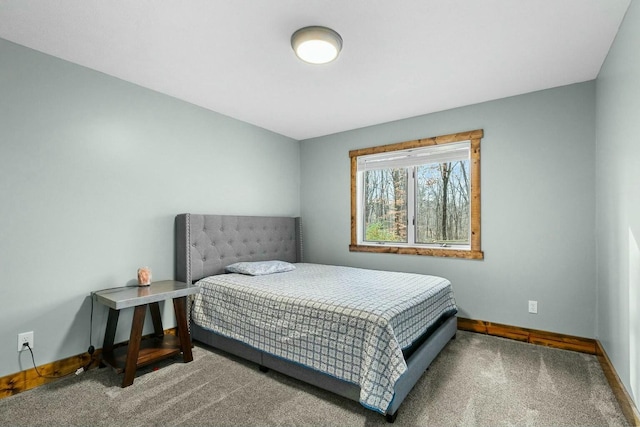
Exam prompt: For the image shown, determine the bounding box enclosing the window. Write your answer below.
[349,129,483,259]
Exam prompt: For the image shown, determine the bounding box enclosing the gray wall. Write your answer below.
[300,82,597,339]
[0,39,300,378]
[596,0,640,408]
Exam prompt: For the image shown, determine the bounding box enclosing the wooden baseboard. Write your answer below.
[596,341,640,426]
[0,349,100,399]
[4,320,638,427]
[457,317,596,354]
[0,328,177,400]
[458,317,639,426]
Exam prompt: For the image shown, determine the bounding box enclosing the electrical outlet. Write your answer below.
[18,331,34,352]
[528,300,538,314]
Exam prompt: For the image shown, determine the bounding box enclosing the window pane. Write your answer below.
[363,168,408,243]
[415,161,470,245]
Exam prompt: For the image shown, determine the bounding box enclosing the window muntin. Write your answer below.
[349,130,483,259]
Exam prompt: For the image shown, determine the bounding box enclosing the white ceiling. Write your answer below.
[0,1,630,140]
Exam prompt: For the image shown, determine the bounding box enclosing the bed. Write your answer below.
[175,214,457,422]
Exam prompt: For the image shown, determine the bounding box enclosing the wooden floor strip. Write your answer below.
[0,351,99,399]
[596,341,640,426]
[457,317,596,354]
[0,328,177,400]
[458,317,638,426]
[3,320,638,427]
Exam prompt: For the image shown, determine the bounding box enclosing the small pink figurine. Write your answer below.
[137,267,151,286]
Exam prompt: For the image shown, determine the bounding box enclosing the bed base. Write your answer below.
[176,213,457,422]
[191,315,457,422]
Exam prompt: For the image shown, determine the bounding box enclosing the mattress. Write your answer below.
[192,263,457,413]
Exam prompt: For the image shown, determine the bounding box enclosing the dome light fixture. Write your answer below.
[291,26,343,64]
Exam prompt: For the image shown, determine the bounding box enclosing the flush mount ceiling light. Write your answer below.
[291,26,343,64]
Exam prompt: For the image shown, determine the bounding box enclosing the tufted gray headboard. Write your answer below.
[175,214,302,284]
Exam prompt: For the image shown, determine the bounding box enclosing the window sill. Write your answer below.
[349,244,484,260]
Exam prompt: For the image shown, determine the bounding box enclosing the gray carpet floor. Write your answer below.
[0,331,629,426]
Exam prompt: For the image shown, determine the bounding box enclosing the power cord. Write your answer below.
[81,294,96,371]
[84,286,127,369]
[88,287,128,347]
[23,343,78,379]
[88,292,96,357]
[21,287,129,379]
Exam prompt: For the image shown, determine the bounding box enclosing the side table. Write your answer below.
[94,280,200,387]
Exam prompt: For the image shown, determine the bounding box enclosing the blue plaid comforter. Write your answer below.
[192,263,457,414]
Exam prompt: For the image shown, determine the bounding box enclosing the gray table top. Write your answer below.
[94,280,200,310]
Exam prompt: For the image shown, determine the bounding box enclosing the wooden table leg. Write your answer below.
[122,304,147,387]
[149,302,164,338]
[173,296,193,363]
[103,308,120,353]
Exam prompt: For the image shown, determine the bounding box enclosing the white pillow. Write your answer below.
[225,260,296,276]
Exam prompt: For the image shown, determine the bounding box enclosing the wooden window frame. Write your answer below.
[349,129,484,260]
